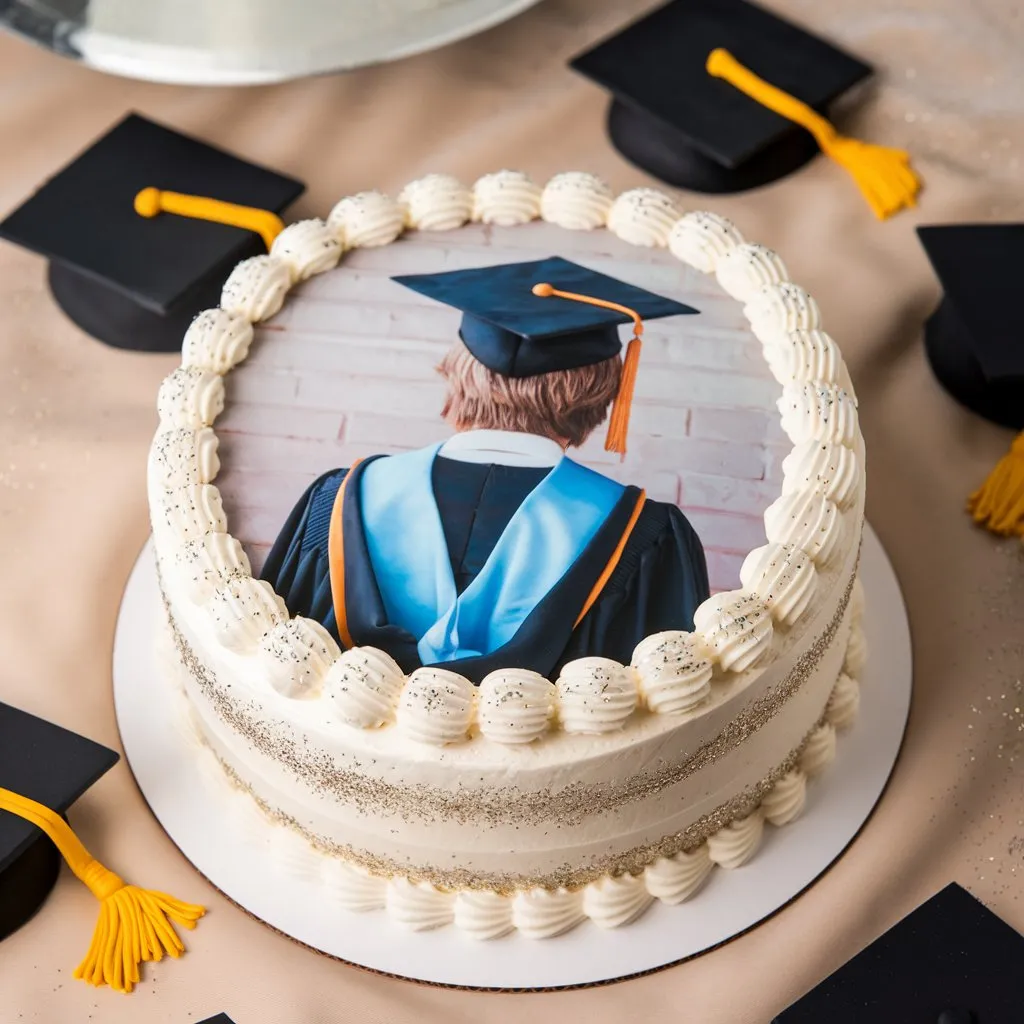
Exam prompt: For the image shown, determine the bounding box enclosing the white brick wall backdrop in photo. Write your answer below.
[216,221,787,593]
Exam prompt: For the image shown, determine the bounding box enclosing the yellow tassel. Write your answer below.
[967,432,1024,537]
[706,48,922,220]
[605,334,641,459]
[0,786,205,994]
[134,187,285,250]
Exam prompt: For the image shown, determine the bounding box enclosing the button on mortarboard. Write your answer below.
[773,883,1024,1023]
[570,0,872,195]
[0,702,118,941]
[0,112,304,353]
[918,224,1024,431]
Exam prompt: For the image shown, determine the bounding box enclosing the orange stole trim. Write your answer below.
[328,461,362,649]
[574,490,647,628]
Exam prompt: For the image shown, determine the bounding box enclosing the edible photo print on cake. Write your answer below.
[215,223,785,682]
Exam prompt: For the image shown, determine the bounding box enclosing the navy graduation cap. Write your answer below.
[393,257,697,456]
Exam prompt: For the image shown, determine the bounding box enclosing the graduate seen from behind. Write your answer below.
[263,257,710,683]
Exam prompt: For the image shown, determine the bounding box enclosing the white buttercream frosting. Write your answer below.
[454,890,515,940]
[761,769,807,826]
[606,187,681,247]
[270,218,343,282]
[149,427,220,491]
[396,667,476,745]
[207,574,287,653]
[643,844,713,904]
[582,873,653,929]
[172,533,251,604]
[154,483,227,542]
[220,254,291,322]
[398,174,473,231]
[740,543,820,628]
[850,575,865,624]
[763,489,844,567]
[539,172,613,230]
[327,191,405,248]
[555,657,638,734]
[324,646,406,728]
[782,439,860,510]
[472,170,541,226]
[764,329,852,392]
[386,878,454,931]
[800,722,837,777]
[826,672,860,730]
[182,309,254,374]
[707,810,765,869]
[692,591,774,673]
[511,888,585,939]
[744,283,821,345]
[322,859,387,912]
[632,631,714,715]
[157,367,225,429]
[778,381,859,448]
[477,669,556,744]
[257,618,339,699]
[668,210,744,273]
[845,624,868,677]
[715,243,788,302]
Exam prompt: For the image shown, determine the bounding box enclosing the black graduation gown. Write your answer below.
[261,455,710,683]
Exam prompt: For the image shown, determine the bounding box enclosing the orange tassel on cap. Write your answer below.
[531,282,644,459]
[134,187,285,250]
[967,432,1024,537]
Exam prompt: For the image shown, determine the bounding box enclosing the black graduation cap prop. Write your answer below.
[773,883,1024,1023]
[0,701,205,993]
[0,112,304,353]
[917,224,1024,538]
[198,1016,237,1024]
[570,0,921,217]
[393,256,697,455]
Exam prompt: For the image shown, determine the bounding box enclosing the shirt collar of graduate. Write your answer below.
[438,429,565,468]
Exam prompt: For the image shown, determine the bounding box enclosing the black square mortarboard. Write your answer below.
[0,702,118,941]
[570,0,873,194]
[774,883,1024,1023]
[0,112,304,353]
[197,1016,237,1023]
[392,256,697,378]
[918,224,1024,430]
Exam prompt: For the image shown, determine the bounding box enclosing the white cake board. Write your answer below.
[112,524,912,990]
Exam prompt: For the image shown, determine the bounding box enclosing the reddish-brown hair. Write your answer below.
[438,341,621,448]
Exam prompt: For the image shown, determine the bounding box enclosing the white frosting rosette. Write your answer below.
[668,210,744,273]
[764,329,853,392]
[739,543,820,628]
[386,878,454,931]
[715,243,788,303]
[799,722,837,777]
[220,254,292,322]
[539,172,613,230]
[555,657,638,734]
[454,890,514,940]
[643,844,713,903]
[826,672,860,730]
[153,483,227,543]
[582,874,653,929]
[477,668,556,744]
[172,532,251,604]
[763,488,844,567]
[472,170,541,226]
[845,624,868,677]
[398,174,473,231]
[692,591,774,673]
[181,308,254,374]
[707,810,764,869]
[606,187,681,247]
[511,888,585,939]
[778,381,859,448]
[207,574,287,653]
[781,439,861,510]
[761,769,807,826]
[321,860,386,912]
[631,631,714,714]
[270,218,343,282]
[156,367,225,429]
[327,191,405,248]
[744,282,821,345]
[149,427,220,491]
[324,646,406,728]
[396,666,476,745]
[257,617,340,698]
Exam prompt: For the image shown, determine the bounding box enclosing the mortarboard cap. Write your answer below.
[774,883,1024,1023]
[393,256,698,456]
[0,112,304,353]
[198,1016,237,1023]
[0,701,118,941]
[0,701,205,992]
[571,0,920,218]
[917,225,1024,539]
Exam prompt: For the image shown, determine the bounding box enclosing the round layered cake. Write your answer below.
[149,171,866,938]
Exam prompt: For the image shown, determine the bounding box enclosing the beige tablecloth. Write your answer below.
[1,2,1023,1021]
